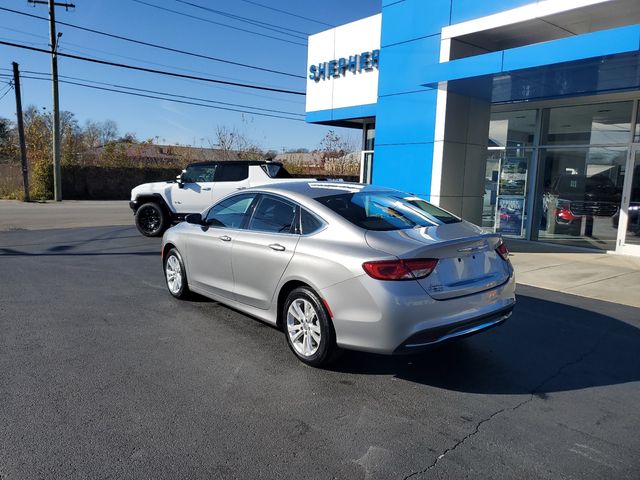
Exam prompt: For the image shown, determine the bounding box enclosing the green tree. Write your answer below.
[0,117,18,161]
[23,106,53,199]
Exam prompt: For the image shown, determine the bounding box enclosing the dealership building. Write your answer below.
[305,0,640,255]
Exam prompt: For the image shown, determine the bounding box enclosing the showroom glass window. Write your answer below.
[535,101,632,251]
[485,110,537,236]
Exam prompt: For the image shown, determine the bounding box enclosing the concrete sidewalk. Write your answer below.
[506,239,640,308]
[1,200,638,307]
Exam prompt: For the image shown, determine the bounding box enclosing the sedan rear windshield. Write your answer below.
[315,192,460,231]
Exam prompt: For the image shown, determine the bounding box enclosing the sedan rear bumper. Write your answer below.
[392,305,513,354]
[321,272,516,355]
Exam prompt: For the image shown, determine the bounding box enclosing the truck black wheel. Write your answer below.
[135,202,168,237]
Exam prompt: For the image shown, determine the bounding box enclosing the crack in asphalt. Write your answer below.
[402,343,601,479]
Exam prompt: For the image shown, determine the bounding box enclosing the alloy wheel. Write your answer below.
[286,298,321,357]
[165,255,182,294]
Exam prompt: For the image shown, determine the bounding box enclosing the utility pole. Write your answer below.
[12,62,30,202]
[28,0,75,201]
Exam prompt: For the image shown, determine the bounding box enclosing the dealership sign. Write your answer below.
[309,49,380,81]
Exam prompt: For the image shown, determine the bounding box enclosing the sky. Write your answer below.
[0,0,380,151]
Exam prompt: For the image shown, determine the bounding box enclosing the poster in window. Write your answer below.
[495,197,525,236]
[498,157,527,196]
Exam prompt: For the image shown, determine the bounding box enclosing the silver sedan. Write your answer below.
[161,182,516,367]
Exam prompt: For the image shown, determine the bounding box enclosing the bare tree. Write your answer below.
[213,125,237,160]
[100,120,119,145]
[213,125,264,161]
[318,130,359,175]
[118,132,138,143]
[83,120,102,149]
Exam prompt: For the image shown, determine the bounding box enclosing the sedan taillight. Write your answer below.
[362,259,438,281]
[495,241,510,261]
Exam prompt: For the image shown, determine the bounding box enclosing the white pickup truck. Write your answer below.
[130,160,307,236]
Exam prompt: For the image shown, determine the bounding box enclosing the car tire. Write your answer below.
[163,248,190,299]
[283,287,339,367]
[135,202,168,237]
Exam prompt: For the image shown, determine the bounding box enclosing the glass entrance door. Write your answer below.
[617,146,640,254]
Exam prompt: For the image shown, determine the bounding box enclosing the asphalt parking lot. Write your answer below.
[1,225,639,479]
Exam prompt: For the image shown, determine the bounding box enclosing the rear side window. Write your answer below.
[248,195,296,234]
[205,193,255,228]
[215,164,249,182]
[315,192,461,231]
[300,209,324,235]
[261,163,292,178]
[182,165,216,183]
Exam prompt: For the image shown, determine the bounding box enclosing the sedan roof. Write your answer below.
[255,181,401,199]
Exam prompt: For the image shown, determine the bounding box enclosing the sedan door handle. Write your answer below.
[269,243,285,251]
[219,235,231,242]
[202,187,212,191]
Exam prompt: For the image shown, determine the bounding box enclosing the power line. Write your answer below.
[234,0,335,28]
[0,72,304,122]
[174,0,310,37]
[0,81,13,101]
[0,6,305,79]
[0,26,299,91]
[131,0,306,47]
[0,68,305,117]
[0,39,306,96]
[0,25,307,103]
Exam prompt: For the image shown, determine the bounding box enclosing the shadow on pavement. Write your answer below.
[505,238,606,254]
[0,226,156,257]
[328,292,640,395]
[0,247,158,257]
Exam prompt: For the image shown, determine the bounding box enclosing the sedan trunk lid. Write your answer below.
[365,222,512,300]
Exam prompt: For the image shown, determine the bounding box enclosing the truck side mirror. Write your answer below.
[177,174,185,188]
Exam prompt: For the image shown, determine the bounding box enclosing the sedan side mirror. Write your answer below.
[185,213,203,225]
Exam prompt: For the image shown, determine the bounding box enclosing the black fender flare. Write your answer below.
[132,193,174,216]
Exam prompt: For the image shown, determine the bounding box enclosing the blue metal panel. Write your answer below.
[375,90,438,145]
[450,0,532,24]
[422,51,503,84]
[422,24,640,86]
[381,0,451,47]
[305,103,376,123]
[372,143,434,197]
[378,35,441,96]
[502,24,640,71]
